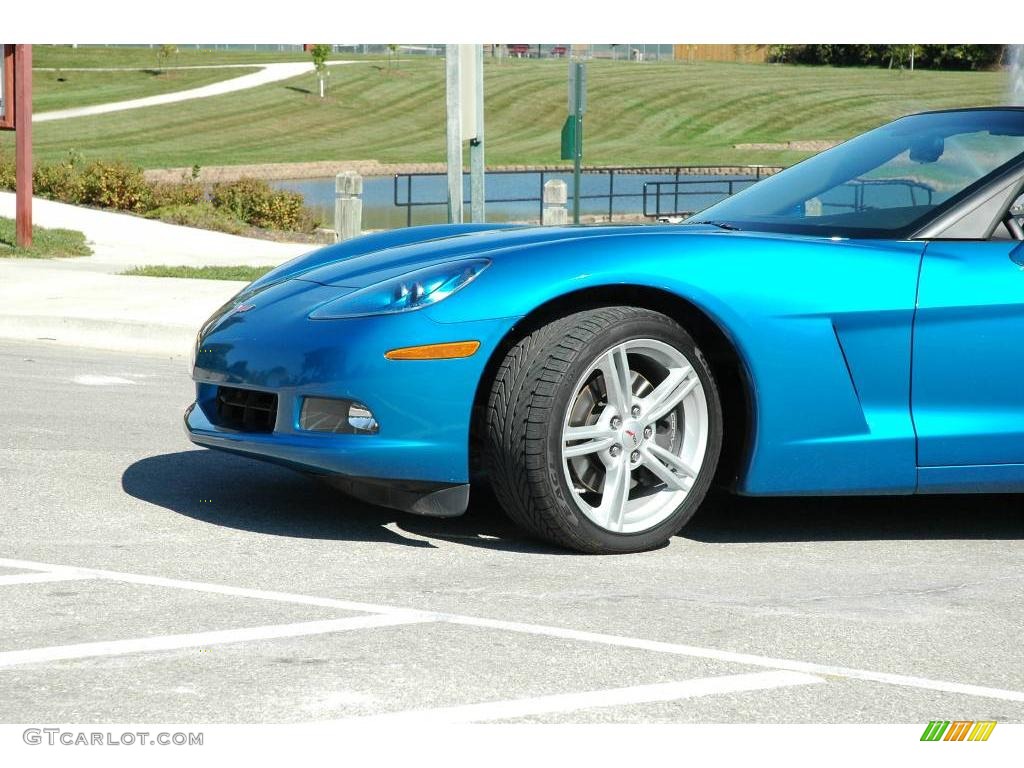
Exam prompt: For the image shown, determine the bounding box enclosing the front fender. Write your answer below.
[427,232,925,495]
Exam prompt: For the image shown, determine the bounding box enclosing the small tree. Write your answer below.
[388,44,400,69]
[310,44,331,98]
[156,44,177,74]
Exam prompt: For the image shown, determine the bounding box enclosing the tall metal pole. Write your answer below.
[572,61,583,225]
[15,45,32,248]
[445,44,463,224]
[469,44,485,223]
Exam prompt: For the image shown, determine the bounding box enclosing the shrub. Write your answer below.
[150,180,205,208]
[3,154,316,234]
[210,178,315,231]
[145,201,250,236]
[34,162,87,204]
[81,161,151,212]
[0,153,15,190]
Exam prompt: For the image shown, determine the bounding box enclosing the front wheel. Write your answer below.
[484,306,723,554]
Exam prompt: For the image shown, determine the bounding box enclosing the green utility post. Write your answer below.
[560,60,586,224]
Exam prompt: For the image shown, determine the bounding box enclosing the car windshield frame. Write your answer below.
[685,108,1024,240]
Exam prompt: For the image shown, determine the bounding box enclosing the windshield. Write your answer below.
[688,109,1024,238]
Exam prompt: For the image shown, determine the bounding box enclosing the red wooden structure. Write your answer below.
[0,46,14,131]
[0,44,31,247]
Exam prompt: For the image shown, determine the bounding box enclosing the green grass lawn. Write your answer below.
[121,265,272,281]
[34,45,363,69]
[34,67,260,113]
[4,58,1009,168]
[0,217,92,258]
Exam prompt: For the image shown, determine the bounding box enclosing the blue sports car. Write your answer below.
[186,107,1024,553]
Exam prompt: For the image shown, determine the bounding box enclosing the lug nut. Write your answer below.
[644,426,653,439]
[631,405,641,418]
[609,444,622,457]
[630,450,641,462]
[610,416,622,429]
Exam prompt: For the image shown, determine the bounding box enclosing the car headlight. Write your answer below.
[308,259,490,320]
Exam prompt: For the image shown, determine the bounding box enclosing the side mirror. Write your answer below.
[1010,241,1024,268]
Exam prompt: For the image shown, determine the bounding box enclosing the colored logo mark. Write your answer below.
[920,720,997,742]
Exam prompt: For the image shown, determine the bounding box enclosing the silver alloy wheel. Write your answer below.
[561,338,709,534]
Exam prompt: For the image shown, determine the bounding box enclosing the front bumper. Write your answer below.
[184,277,519,516]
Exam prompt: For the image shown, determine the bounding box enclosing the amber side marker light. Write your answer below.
[384,341,481,360]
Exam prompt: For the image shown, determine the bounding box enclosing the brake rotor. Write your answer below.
[567,367,681,496]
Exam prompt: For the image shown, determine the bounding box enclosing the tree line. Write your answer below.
[767,45,1009,71]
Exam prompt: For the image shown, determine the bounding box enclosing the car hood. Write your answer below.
[290,224,723,289]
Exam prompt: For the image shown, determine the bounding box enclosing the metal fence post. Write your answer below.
[607,169,615,222]
[335,171,363,241]
[543,179,568,226]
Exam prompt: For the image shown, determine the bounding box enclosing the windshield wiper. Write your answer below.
[691,220,741,231]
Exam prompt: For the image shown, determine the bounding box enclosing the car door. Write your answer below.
[912,196,1024,476]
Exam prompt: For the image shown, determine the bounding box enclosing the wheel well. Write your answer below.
[469,285,754,491]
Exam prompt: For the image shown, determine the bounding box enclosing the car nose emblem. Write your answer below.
[234,303,255,314]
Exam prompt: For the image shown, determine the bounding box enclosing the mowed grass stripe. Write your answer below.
[2,59,1007,169]
[33,67,261,113]
[33,45,365,69]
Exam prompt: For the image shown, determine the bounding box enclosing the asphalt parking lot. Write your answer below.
[1,339,1023,724]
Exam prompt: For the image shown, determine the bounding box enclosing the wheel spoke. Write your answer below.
[641,366,698,424]
[642,443,697,491]
[598,345,633,416]
[563,423,616,458]
[559,334,710,536]
[597,458,632,532]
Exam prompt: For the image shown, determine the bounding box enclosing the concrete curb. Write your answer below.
[0,315,196,358]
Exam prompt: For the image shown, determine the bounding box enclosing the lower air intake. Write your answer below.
[215,386,278,433]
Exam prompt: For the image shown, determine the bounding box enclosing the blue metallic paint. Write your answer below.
[913,240,1024,469]
[187,220,1024,504]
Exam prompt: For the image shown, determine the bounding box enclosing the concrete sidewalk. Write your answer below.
[0,194,315,356]
[34,60,359,122]
[0,192,310,273]
[0,261,244,357]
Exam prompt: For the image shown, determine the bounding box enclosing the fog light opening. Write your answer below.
[300,397,379,435]
[347,403,379,433]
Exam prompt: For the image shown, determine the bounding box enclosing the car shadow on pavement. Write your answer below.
[123,450,1024,553]
[685,490,1024,543]
[121,450,568,554]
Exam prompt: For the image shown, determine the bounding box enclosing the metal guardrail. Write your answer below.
[642,176,938,219]
[823,178,936,212]
[393,166,782,227]
[642,177,761,219]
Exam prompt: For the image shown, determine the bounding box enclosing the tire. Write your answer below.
[484,306,723,554]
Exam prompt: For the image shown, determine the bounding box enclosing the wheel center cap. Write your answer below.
[622,420,644,449]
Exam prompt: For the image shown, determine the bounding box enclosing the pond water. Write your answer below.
[272,172,760,231]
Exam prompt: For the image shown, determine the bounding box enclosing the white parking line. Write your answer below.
[0,557,420,617]
[0,572,95,586]
[444,616,1024,703]
[73,374,136,386]
[0,614,433,669]
[2,556,1022,703]
[351,671,825,723]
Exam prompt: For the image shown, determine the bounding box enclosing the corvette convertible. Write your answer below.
[187,107,1024,553]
